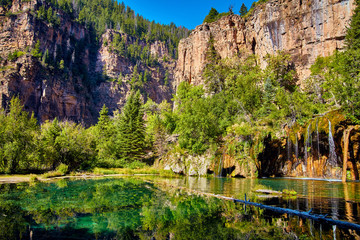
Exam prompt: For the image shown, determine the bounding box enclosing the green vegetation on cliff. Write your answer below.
[45,0,188,59]
[203,8,230,24]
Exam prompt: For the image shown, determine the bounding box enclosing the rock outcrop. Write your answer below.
[0,0,176,124]
[0,0,93,122]
[175,0,355,87]
[93,30,175,115]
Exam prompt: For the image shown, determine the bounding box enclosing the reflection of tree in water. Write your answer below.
[0,203,28,239]
[0,179,359,239]
[140,188,300,239]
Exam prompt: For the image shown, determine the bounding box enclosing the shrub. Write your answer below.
[7,51,25,61]
[57,163,69,175]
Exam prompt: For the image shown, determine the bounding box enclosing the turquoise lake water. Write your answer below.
[0,176,359,239]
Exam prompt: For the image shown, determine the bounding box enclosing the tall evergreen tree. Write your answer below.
[239,3,248,17]
[345,0,360,50]
[116,90,146,163]
[203,8,219,23]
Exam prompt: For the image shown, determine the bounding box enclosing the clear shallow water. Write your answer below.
[153,177,360,223]
[0,176,359,239]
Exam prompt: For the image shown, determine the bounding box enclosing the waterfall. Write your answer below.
[304,124,311,165]
[328,120,338,166]
[292,134,299,170]
[295,134,298,160]
[287,135,291,162]
[216,155,223,177]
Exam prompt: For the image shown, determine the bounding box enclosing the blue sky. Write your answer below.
[121,0,254,30]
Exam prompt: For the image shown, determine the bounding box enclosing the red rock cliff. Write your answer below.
[175,0,355,87]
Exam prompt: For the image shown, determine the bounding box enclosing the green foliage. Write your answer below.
[239,3,248,17]
[0,0,11,8]
[7,51,25,61]
[0,97,38,173]
[174,82,230,154]
[115,90,146,163]
[31,40,42,59]
[144,99,173,156]
[56,163,68,175]
[66,0,188,59]
[345,0,360,50]
[37,5,61,26]
[38,119,96,171]
[173,51,319,156]
[308,0,360,122]
[203,8,219,23]
[91,105,117,167]
[203,8,230,24]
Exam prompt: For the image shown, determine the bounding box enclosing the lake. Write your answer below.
[0,176,359,239]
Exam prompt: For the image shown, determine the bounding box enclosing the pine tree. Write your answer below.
[239,3,248,17]
[97,105,111,133]
[203,8,219,23]
[115,90,145,163]
[345,0,360,50]
[94,104,116,165]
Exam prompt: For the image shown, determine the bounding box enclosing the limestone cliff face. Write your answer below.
[0,0,175,124]
[0,0,93,123]
[93,30,175,115]
[175,0,355,87]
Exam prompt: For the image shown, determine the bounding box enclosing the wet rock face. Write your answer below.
[175,0,355,88]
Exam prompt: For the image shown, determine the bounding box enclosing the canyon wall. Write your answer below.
[0,0,93,123]
[175,0,355,87]
[93,30,175,116]
[0,0,175,124]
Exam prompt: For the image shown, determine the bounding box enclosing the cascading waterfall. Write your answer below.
[295,134,298,161]
[287,135,291,162]
[217,155,223,177]
[304,123,312,169]
[292,134,300,170]
[328,120,338,166]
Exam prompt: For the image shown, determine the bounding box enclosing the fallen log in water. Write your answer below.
[207,193,360,231]
[254,189,282,194]
[150,181,360,231]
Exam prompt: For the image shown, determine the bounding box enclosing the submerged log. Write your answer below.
[152,181,360,232]
[254,189,282,194]
[207,193,360,231]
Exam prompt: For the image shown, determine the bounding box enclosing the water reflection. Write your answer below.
[152,177,360,224]
[0,177,359,239]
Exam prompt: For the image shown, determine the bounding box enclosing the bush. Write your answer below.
[7,51,25,61]
[56,163,68,175]
[29,174,38,182]
[126,160,147,169]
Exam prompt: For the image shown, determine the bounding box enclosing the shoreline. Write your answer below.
[1,173,357,184]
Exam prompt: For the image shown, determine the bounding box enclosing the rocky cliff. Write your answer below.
[93,30,175,115]
[0,0,94,122]
[175,0,355,87]
[0,0,176,124]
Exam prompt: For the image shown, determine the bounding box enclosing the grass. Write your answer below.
[92,167,179,177]
[41,163,68,179]
[0,166,180,183]
[282,189,297,195]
